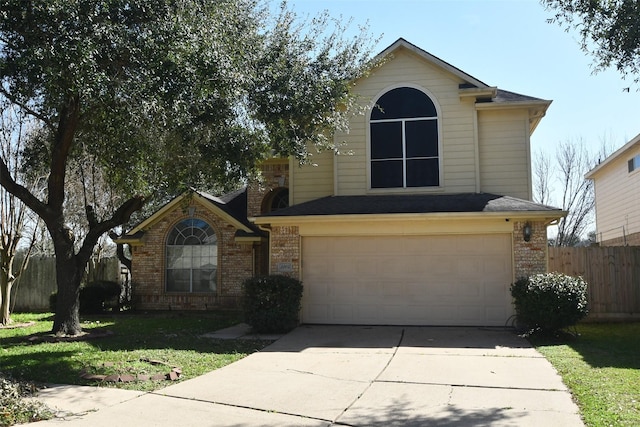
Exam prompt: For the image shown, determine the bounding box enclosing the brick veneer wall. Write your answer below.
[513,220,548,279]
[247,159,289,217]
[269,226,300,278]
[131,201,255,310]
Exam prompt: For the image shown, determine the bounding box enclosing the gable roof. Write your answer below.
[585,132,640,179]
[378,38,490,89]
[254,193,564,223]
[119,187,264,243]
[377,38,551,133]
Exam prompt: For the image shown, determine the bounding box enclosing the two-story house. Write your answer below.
[585,132,640,246]
[120,39,564,326]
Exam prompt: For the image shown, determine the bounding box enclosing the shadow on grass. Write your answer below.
[1,311,272,388]
[1,350,84,385]
[4,311,268,354]
[529,322,640,370]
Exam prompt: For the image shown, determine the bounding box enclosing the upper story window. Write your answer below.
[261,187,289,214]
[370,86,439,189]
[166,218,217,293]
[628,155,640,173]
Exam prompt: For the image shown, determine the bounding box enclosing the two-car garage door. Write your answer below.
[301,234,514,326]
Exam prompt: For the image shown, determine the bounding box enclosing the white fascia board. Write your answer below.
[251,210,566,226]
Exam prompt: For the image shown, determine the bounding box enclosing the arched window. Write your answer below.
[370,87,440,188]
[166,218,217,293]
[261,187,289,214]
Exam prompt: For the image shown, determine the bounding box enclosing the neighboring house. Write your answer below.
[120,38,564,326]
[585,132,640,246]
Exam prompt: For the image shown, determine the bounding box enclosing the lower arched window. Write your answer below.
[166,218,217,293]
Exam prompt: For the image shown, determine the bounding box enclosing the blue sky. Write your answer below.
[288,0,640,157]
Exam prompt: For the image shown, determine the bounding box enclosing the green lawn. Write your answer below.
[0,312,272,392]
[531,322,640,427]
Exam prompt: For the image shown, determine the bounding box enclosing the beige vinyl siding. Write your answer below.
[477,109,531,199]
[335,48,478,195]
[290,149,334,205]
[592,145,640,242]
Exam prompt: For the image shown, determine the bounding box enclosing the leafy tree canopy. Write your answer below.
[543,0,640,84]
[1,0,375,196]
[0,0,376,335]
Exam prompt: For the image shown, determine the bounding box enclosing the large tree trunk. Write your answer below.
[48,198,144,335]
[49,224,83,335]
[1,248,14,326]
[52,255,83,335]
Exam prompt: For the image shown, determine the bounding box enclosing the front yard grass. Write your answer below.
[530,322,640,427]
[0,312,272,392]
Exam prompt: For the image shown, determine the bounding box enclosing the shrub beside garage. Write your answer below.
[511,272,589,334]
[243,275,303,334]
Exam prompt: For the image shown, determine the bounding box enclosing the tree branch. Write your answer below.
[0,88,56,132]
[76,195,145,267]
[0,156,50,221]
[47,95,80,213]
[109,230,132,271]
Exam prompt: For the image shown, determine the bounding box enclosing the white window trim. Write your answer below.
[628,154,640,173]
[366,83,443,193]
[165,218,219,294]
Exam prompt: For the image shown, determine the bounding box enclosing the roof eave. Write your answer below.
[475,99,551,134]
[585,132,640,179]
[459,87,498,99]
[252,210,566,225]
[475,99,552,111]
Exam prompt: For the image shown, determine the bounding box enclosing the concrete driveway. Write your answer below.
[34,325,583,426]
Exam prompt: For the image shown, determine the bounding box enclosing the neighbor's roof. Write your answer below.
[585,132,640,179]
[256,193,564,219]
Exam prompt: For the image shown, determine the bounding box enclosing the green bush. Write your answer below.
[510,272,589,334]
[80,280,121,314]
[243,275,303,334]
[49,280,122,314]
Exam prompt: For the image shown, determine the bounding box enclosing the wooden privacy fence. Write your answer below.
[548,246,640,320]
[10,256,122,312]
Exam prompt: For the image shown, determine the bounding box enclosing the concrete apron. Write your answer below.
[34,325,583,426]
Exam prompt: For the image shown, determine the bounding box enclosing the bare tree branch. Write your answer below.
[533,149,552,205]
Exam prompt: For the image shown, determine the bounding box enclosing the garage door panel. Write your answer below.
[302,235,513,326]
[485,282,507,299]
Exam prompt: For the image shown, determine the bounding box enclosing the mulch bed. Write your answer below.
[0,321,36,329]
[80,359,182,383]
[27,329,115,343]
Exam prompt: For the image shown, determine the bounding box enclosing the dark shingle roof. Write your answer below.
[493,89,547,104]
[260,193,561,217]
[198,188,265,237]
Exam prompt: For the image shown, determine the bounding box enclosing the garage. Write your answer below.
[301,234,514,326]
